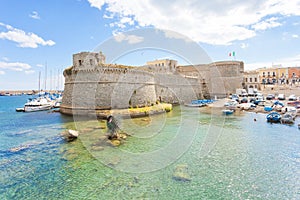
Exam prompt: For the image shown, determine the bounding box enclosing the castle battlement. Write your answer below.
[60,51,244,115]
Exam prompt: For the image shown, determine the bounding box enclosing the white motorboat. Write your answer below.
[22,96,53,112]
[24,104,52,112]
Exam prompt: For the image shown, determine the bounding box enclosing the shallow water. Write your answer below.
[0,96,300,199]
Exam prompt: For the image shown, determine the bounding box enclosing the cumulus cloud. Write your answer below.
[292,34,299,38]
[87,0,300,45]
[0,61,32,72]
[1,57,9,61]
[252,17,282,31]
[114,33,144,44]
[36,64,44,67]
[0,71,5,75]
[0,22,55,48]
[25,70,35,74]
[240,43,249,49]
[29,11,40,19]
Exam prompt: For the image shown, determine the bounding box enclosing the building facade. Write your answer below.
[244,70,260,90]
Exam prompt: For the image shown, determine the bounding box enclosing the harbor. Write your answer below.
[1,95,300,199]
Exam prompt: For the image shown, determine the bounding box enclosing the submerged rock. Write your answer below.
[80,128,94,133]
[91,146,104,151]
[110,139,121,147]
[9,144,30,153]
[172,164,191,182]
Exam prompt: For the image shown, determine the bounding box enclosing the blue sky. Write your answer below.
[1,0,300,90]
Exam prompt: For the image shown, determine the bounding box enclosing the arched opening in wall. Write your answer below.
[249,85,254,88]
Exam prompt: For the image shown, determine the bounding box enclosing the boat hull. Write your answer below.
[24,105,52,112]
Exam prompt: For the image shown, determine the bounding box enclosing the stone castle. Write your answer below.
[60,51,244,115]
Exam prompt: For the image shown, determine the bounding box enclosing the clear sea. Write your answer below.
[1,95,300,199]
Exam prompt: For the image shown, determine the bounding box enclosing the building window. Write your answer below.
[255,78,257,82]
[250,78,252,82]
[245,78,248,82]
[273,72,276,77]
[267,72,270,76]
[79,60,82,66]
[162,63,164,66]
[90,59,93,65]
[263,72,265,77]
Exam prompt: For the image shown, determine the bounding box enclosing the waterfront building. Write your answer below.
[288,67,300,84]
[146,59,178,73]
[244,70,260,90]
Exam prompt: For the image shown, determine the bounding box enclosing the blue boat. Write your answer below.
[222,109,234,115]
[266,112,281,123]
[264,106,273,112]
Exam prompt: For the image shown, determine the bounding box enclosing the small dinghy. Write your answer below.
[222,109,234,115]
[266,112,281,123]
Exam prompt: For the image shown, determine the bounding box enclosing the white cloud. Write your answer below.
[25,70,35,74]
[240,43,249,49]
[114,33,144,44]
[0,22,55,48]
[0,71,5,75]
[36,64,44,67]
[252,17,282,31]
[0,61,32,72]
[1,57,9,61]
[29,11,40,20]
[87,0,300,45]
[292,34,299,38]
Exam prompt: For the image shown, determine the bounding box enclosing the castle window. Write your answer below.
[90,59,93,65]
[79,60,82,66]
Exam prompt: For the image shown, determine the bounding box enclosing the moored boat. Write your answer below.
[280,112,295,124]
[266,112,281,123]
[222,109,234,115]
[24,104,52,112]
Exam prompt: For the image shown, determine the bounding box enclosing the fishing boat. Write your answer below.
[280,112,295,124]
[222,109,234,115]
[185,99,213,107]
[266,112,281,123]
[184,103,205,107]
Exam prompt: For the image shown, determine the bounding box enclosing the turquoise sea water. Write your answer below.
[1,95,300,199]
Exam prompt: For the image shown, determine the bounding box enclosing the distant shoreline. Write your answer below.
[0,90,62,95]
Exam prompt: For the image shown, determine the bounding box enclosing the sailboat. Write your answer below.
[16,70,53,112]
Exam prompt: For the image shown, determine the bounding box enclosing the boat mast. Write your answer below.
[38,71,41,96]
[44,61,47,92]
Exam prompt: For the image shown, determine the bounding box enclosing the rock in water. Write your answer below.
[172,164,191,182]
[61,129,79,142]
[110,139,121,147]
[68,129,79,138]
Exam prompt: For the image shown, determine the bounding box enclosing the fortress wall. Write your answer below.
[61,52,244,115]
[179,61,244,98]
[154,74,199,104]
[61,67,156,114]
